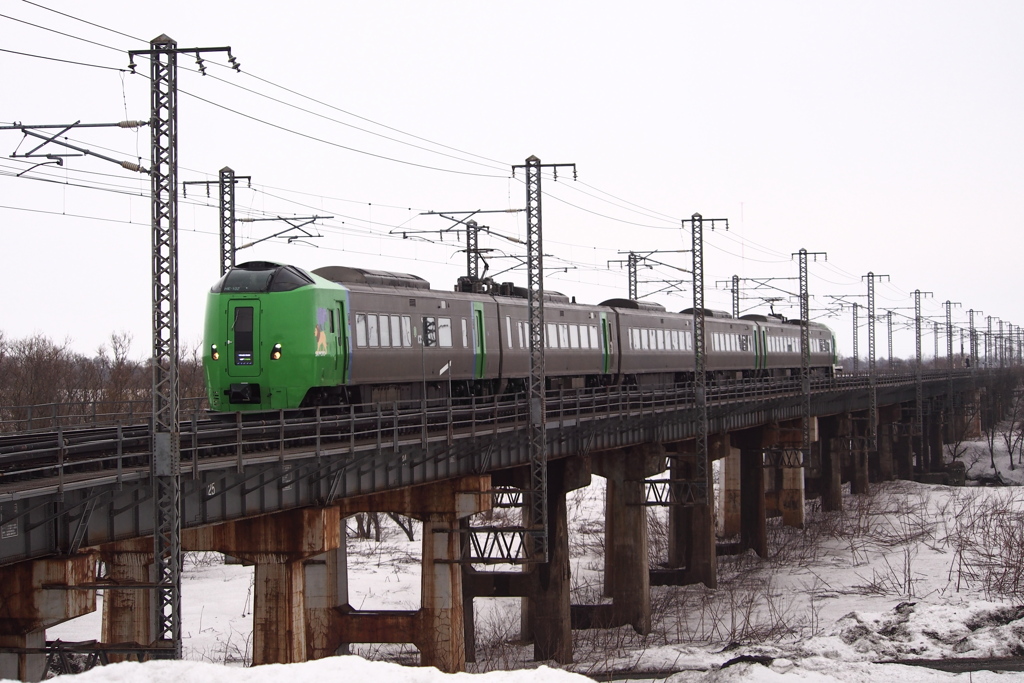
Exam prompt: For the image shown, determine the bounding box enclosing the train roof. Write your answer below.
[211,261,316,293]
[739,314,787,322]
[679,308,733,318]
[313,266,430,290]
[599,298,667,312]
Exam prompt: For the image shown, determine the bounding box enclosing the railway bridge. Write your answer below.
[0,369,1016,680]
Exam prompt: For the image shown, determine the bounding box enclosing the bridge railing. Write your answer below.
[0,398,209,434]
[0,370,982,485]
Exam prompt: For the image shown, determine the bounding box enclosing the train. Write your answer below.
[202,261,838,412]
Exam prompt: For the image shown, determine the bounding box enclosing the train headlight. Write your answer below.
[271,343,283,360]
[211,344,220,361]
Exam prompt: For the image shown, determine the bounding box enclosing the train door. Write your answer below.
[335,299,350,383]
[600,313,612,374]
[472,302,486,379]
[227,300,261,377]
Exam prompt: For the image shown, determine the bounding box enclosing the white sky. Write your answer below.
[2,1,1022,361]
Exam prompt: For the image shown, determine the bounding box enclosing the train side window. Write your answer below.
[518,321,526,349]
[329,310,335,334]
[462,318,469,347]
[367,314,379,347]
[379,314,391,347]
[389,315,401,348]
[740,335,749,352]
[401,316,412,347]
[558,324,569,348]
[438,317,453,347]
[568,324,579,349]
[546,323,557,348]
[506,316,513,349]
[355,313,367,347]
[628,328,637,350]
[422,316,437,347]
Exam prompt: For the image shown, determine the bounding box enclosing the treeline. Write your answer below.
[0,331,206,429]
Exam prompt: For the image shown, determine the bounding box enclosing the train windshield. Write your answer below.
[212,263,314,293]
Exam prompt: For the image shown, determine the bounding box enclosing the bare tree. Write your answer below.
[1000,390,1024,471]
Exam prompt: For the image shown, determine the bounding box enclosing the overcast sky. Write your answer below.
[2,1,1022,362]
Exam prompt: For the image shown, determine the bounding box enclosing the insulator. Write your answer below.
[118,120,148,129]
[120,160,144,173]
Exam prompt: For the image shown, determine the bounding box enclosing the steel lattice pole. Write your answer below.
[888,310,894,372]
[219,166,235,276]
[866,274,877,452]
[914,290,923,473]
[798,249,811,460]
[148,34,181,656]
[732,274,740,318]
[466,219,479,281]
[852,302,859,374]
[523,156,547,561]
[628,251,638,301]
[969,309,978,369]
[691,214,708,504]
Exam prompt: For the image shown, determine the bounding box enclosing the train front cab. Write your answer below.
[205,262,350,412]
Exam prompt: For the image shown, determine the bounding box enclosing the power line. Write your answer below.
[176,87,510,179]
[0,11,124,52]
[19,0,147,43]
[0,46,127,71]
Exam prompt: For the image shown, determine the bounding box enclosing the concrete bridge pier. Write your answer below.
[928,404,946,472]
[182,507,342,666]
[664,435,720,588]
[333,475,492,673]
[719,445,741,538]
[586,443,664,635]
[877,404,900,482]
[731,428,768,557]
[304,536,349,660]
[894,415,915,480]
[99,538,153,658]
[0,553,97,682]
[851,412,870,495]
[818,413,848,512]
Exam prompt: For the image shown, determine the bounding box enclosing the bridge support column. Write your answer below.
[819,414,846,512]
[99,538,152,657]
[304,531,349,660]
[665,436,720,588]
[929,407,945,472]
[333,475,491,672]
[732,429,767,558]
[183,507,342,666]
[851,413,870,495]
[877,405,899,482]
[894,417,914,480]
[0,553,97,683]
[528,457,591,663]
[590,444,664,635]
[719,446,741,537]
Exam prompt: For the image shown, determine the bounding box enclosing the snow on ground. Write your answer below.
[41,428,1024,681]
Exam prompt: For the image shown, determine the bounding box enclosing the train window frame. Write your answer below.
[462,318,469,348]
[367,314,380,347]
[438,317,453,348]
[518,321,527,349]
[390,315,401,348]
[506,316,513,349]
[546,323,557,348]
[568,324,579,349]
[558,324,569,348]
[355,313,367,348]
[401,316,412,347]
[379,315,391,348]
[421,316,438,347]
